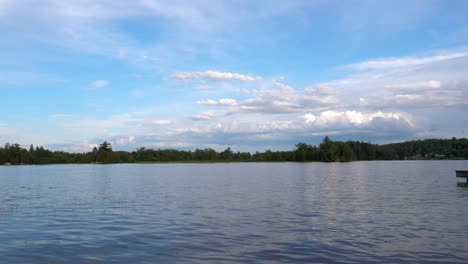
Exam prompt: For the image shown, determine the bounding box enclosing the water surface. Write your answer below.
[1,161,467,263]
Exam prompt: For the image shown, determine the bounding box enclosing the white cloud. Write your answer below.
[163,107,417,150]
[323,48,468,114]
[302,86,339,105]
[314,85,337,95]
[219,98,237,105]
[302,94,339,105]
[189,111,217,121]
[347,52,467,70]
[256,84,296,100]
[236,99,302,114]
[130,73,142,78]
[197,98,237,106]
[272,80,293,90]
[145,141,192,148]
[176,118,299,136]
[212,82,340,115]
[384,80,441,90]
[196,99,217,105]
[87,79,108,89]
[360,89,467,108]
[172,70,262,82]
[152,120,173,126]
[303,113,316,124]
[113,135,136,146]
[303,110,411,127]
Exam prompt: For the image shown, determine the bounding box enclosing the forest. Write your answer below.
[1,137,467,165]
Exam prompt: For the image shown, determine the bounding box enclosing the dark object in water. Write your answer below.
[456,170,468,186]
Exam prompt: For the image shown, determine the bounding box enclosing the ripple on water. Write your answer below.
[0,161,468,263]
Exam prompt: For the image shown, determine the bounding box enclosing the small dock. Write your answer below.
[456,170,468,186]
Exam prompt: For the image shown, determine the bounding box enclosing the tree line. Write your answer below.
[1,137,467,165]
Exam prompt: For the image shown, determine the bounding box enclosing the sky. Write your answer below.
[1,0,468,152]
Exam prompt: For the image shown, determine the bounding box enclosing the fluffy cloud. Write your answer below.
[159,108,416,150]
[303,110,412,128]
[172,70,261,82]
[200,82,340,114]
[152,120,173,126]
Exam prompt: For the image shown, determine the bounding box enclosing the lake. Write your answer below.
[1,161,467,263]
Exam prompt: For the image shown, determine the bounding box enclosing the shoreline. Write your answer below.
[2,158,466,166]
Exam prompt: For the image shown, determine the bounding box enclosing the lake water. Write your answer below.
[1,161,467,263]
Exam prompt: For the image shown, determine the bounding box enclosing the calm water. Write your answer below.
[1,161,467,263]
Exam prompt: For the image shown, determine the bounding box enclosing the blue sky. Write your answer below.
[1,0,468,152]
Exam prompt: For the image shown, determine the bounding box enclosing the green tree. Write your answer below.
[97,141,113,163]
[338,143,354,162]
[219,147,234,161]
[319,136,338,162]
[92,146,98,162]
[99,141,112,152]
[295,142,308,161]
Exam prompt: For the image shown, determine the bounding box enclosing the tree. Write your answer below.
[338,143,353,162]
[219,147,233,161]
[97,141,113,163]
[92,146,98,162]
[295,142,308,161]
[99,141,112,152]
[319,136,338,162]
